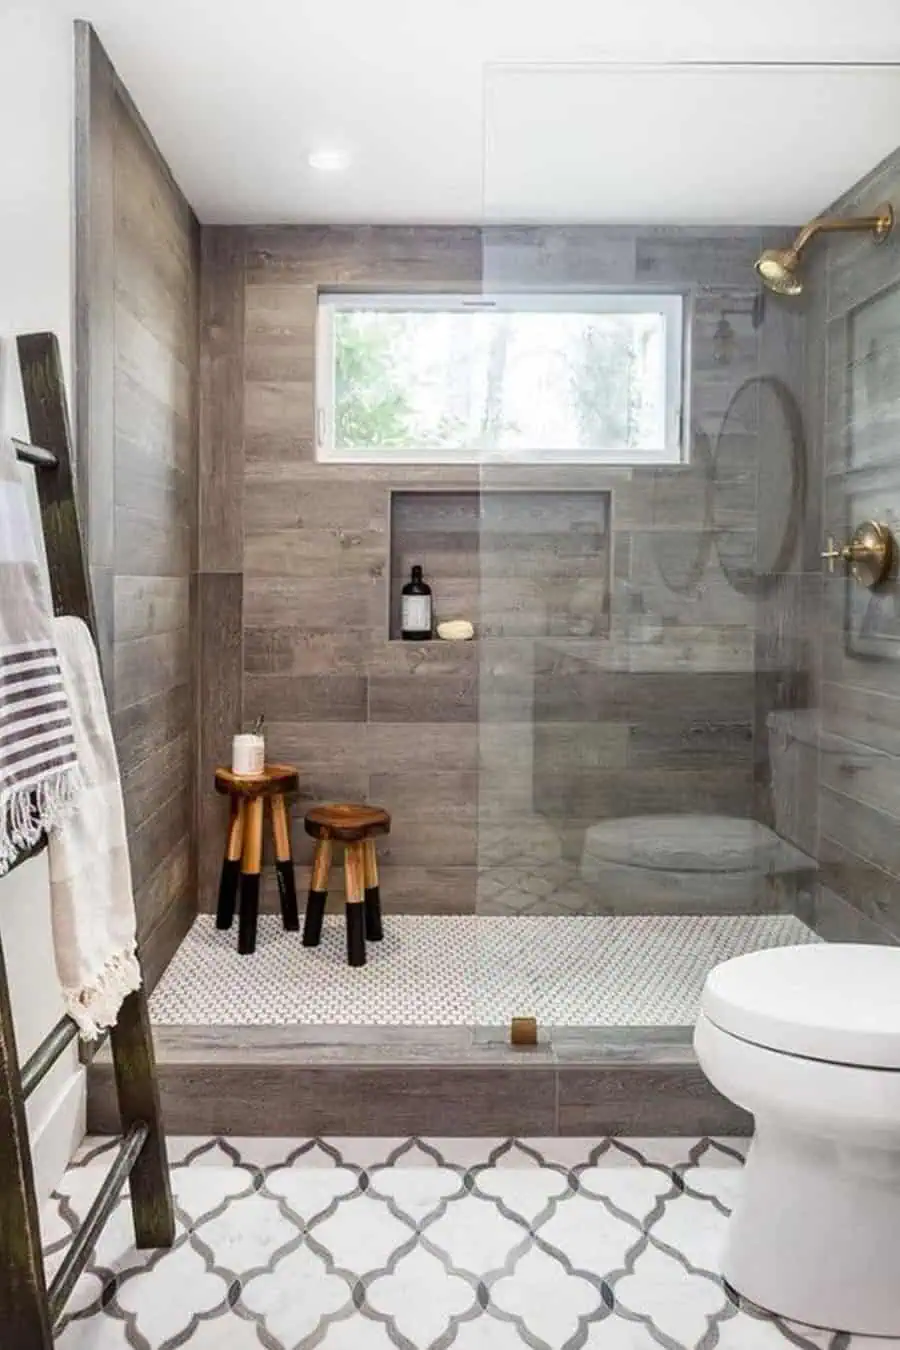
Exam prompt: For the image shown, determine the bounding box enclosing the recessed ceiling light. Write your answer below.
[308,149,350,172]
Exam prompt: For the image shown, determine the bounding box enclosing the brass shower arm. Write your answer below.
[790,205,894,258]
[757,204,894,295]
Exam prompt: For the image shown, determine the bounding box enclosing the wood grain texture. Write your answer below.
[109,988,175,1247]
[196,222,790,916]
[75,22,116,583]
[86,1023,746,1137]
[800,144,900,940]
[195,572,242,912]
[0,935,53,1348]
[199,229,245,572]
[135,853,195,991]
[556,1064,751,1136]
[76,25,199,986]
[89,1055,557,1136]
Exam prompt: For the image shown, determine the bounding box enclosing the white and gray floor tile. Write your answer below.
[47,1135,889,1350]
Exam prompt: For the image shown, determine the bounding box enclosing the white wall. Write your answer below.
[0,4,85,1202]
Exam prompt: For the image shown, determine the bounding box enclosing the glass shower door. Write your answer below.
[474,62,820,1043]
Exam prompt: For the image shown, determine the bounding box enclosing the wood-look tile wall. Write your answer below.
[804,147,900,945]
[198,223,809,917]
[75,25,199,987]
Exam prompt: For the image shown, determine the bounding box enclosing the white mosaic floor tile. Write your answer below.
[150,912,819,1027]
[47,1134,884,1350]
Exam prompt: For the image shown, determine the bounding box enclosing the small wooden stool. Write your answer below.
[214,764,300,955]
[302,804,391,966]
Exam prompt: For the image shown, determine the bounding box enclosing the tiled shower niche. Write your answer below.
[388,488,612,640]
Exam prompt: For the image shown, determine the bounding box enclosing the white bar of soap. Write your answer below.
[437,619,475,641]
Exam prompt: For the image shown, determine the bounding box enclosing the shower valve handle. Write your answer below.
[820,536,850,573]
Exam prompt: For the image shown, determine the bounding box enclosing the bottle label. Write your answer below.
[402,595,431,633]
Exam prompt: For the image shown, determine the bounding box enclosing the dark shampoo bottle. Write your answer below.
[401,564,433,640]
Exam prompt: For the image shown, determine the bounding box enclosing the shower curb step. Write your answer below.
[87,1026,750,1137]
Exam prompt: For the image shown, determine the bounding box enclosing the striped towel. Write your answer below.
[0,434,81,873]
[49,618,139,1038]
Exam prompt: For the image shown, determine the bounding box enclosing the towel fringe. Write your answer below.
[61,944,142,1041]
[0,765,83,876]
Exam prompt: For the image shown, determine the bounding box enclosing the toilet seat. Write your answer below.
[581,814,785,873]
[702,943,900,1069]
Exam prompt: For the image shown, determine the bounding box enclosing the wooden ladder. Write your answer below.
[0,333,174,1348]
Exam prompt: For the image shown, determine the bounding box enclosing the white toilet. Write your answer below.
[695,942,900,1336]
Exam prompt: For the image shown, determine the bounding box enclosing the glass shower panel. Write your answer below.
[475,63,819,1039]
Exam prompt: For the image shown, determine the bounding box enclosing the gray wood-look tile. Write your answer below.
[113,575,190,642]
[244,282,316,383]
[75,22,116,574]
[128,788,192,900]
[379,817,477,868]
[369,673,478,724]
[263,720,367,772]
[134,837,194,983]
[78,26,198,981]
[196,220,813,924]
[369,722,478,772]
[483,226,637,287]
[369,771,478,819]
[244,628,371,677]
[635,228,763,285]
[556,1064,751,1136]
[121,731,191,832]
[113,627,191,713]
[196,571,243,909]
[375,864,478,913]
[243,380,316,463]
[819,785,900,878]
[87,1024,748,1137]
[113,682,193,773]
[243,225,482,286]
[245,674,368,723]
[242,576,373,631]
[818,835,900,939]
[792,145,900,945]
[199,227,245,572]
[813,884,900,945]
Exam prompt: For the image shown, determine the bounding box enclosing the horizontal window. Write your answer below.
[316,291,686,465]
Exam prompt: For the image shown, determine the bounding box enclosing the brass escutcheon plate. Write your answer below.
[847,520,894,589]
[822,520,894,589]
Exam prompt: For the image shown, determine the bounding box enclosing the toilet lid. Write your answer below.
[582,815,783,873]
[702,944,900,1069]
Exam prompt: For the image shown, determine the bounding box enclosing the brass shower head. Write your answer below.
[755,204,894,296]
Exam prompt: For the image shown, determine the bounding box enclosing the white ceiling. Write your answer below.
[24,0,900,224]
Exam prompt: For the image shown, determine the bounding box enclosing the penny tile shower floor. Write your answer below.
[48,1134,887,1350]
[150,913,818,1027]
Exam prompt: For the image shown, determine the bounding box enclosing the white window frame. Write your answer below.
[316,290,687,466]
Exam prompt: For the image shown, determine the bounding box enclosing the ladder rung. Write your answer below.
[12,437,59,470]
[21,1014,79,1100]
[47,1121,150,1325]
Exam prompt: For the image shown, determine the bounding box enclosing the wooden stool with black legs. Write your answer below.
[214,764,301,954]
[302,804,391,966]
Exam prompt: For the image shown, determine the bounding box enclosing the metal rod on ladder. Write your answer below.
[20,1017,79,1100]
[11,438,59,471]
[46,1123,149,1324]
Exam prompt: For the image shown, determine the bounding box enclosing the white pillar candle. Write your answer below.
[232,733,265,776]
